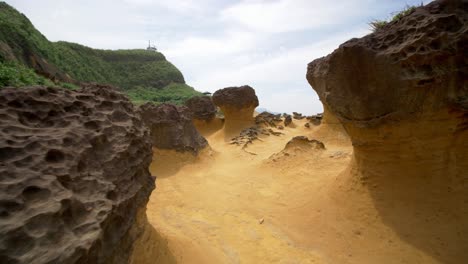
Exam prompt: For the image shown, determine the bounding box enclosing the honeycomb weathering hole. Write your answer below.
[45,149,65,163]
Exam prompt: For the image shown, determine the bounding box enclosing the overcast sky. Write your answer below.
[7,0,430,114]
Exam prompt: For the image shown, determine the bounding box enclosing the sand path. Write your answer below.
[136,119,447,264]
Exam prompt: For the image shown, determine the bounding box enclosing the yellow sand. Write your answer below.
[133,115,466,263]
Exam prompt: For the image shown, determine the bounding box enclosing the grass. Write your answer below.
[127,83,203,105]
[0,2,198,104]
[0,62,54,87]
[369,4,421,31]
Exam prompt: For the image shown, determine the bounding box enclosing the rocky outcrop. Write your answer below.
[0,85,155,264]
[307,0,468,262]
[139,103,208,154]
[284,115,292,127]
[307,0,467,127]
[255,112,282,127]
[184,96,216,121]
[306,113,323,126]
[284,136,325,150]
[269,136,325,162]
[212,85,259,138]
[292,112,305,120]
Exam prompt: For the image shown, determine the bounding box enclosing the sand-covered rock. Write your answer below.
[269,136,325,162]
[139,103,208,153]
[307,1,468,262]
[0,85,155,264]
[185,96,216,121]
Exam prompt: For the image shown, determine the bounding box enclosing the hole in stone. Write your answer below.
[7,100,22,108]
[45,149,65,163]
[22,186,50,201]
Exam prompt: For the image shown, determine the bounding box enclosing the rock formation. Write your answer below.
[255,112,282,127]
[284,115,292,127]
[185,96,216,121]
[184,96,224,137]
[212,85,259,138]
[269,136,325,162]
[307,0,468,262]
[0,84,155,264]
[139,103,208,154]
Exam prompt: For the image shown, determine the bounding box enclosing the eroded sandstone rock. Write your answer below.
[212,85,259,122]
[139,103,208,153]
[0,85,155,264]
[307,0,467,127]
[184,96,216,121]
[255,112,282,127]
[307,1,468,262]
[212,85,259,138]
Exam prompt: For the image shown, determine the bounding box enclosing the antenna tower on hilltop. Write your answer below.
[147,40,157,51]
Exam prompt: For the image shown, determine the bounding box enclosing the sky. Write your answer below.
[7,0,431,114]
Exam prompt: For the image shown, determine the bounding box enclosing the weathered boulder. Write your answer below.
[212,85,259,122]
[284,115,292,127]
[212,86,259,138]
[139,103,208,153]
[0,85,155,264]
[285,136,325,150]
[307,0,467,127]
[306,114,323,126]
[307,1,468,262]
[255,112,282,127]
[292,112,305,120]
[184,96,216,121]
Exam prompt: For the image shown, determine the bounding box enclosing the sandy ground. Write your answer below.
[133,117,467,264]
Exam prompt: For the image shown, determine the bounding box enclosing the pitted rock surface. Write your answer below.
[139,103,208,153]
[212,85,259,110]
[185,96,216,121]
[307,0,468,126]
[0,85,155,264]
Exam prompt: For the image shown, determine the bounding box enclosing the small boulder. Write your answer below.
[284,115,292,127]
[139,103,208,153]
[185,96,216,121]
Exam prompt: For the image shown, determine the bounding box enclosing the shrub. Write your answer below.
[369,4,421,31]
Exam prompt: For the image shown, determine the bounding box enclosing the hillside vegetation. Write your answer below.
[0,2,201,104]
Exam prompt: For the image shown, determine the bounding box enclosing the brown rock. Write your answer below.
[0,85,154,263]
[139,103,208,153]
[293,112,305,120]
[212,85,259,111]
[185,96,216,121]
[255,112,282,127]
[307,0,467,127]
[212,86,259,138]
[306,1,468,262]
[285,136,325,150]
[284,115,292,127]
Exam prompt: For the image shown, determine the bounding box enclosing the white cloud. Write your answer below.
[221,0,372,33]
[6,0,428,114]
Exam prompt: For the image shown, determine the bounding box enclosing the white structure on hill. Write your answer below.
[147,40,157,51]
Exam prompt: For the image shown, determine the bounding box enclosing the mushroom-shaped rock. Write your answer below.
[307,1,468,262]
[139,103,208,153]
[0,85,155,263]
[212,85,259,137]
[185,96,216,121]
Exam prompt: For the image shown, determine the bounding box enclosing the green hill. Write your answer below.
[0,2,201,105]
